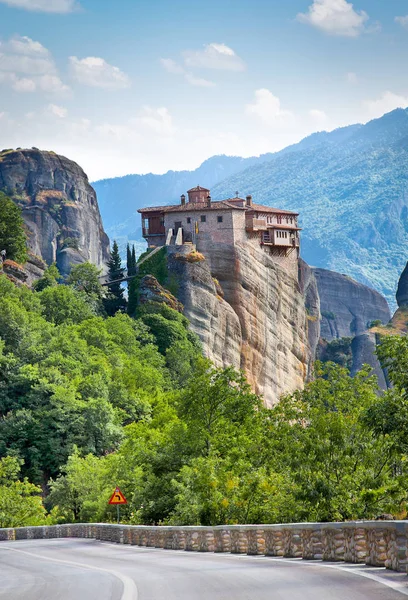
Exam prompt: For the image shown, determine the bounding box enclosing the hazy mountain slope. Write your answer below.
[212,109,408,307]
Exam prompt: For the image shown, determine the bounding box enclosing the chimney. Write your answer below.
[206,194,212,208]
[181,194,186,206]
[246,194,253,207]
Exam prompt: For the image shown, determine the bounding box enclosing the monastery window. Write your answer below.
[187,217,191,224]
[201,215,206,223]
[160,217,164,226]
[217,215,223,223]
[277,215,282,224]
[143,218,148,229]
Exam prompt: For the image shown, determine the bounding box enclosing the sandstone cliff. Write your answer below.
[350,333,388,388]
[313,267,391,386]
[167,243,314,407]
[385,259,408,334]
[298,259,320,380]
[0,148,110,276]
[314,268,391,340]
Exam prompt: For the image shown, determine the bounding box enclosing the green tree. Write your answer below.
[33,263,60,291]
[131,245,137,275]
[0,457,46,527]
[126,243,132,274]
[0,192,27,263]
[365,336,408,455]
[67,262,104,298]
[103,240,126,316]
[47,450,112,522]
[267,362,399,521]
[39,285,96,325]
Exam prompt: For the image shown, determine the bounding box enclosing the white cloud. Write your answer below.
[0,95,346,180]
[48,104,67,118]
[363,91,408,119]
[69,56,131,90]
[185,73,215,88]
[395,15,408,29]
[160,58,185,75]
[297,0,369,37]
[0,0,78,13]
[7,35,49,56]
[347,71,358,84]
[12,77,36,92]
[0,36,54,75]
[0,53,54,75]
[309,109,328,124]
[246,89,294,127]
[160,57,215,87]
[131,106,174,135]
[183,43,245,71]
[38,74,70,94]
[0,35,70,94]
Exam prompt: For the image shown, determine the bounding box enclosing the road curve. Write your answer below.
[0,539,407,599]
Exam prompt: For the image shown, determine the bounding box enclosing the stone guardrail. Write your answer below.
[1,521,408,573]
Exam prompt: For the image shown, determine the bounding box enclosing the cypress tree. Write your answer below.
[126,243,132,274]
[103,240,127,315]
[131,245,137,274]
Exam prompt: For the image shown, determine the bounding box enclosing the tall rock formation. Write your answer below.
[313,267,391,386]
[167,244,316,407]
[298,259,320,380]
[314,268,391,340]
[0,148,110,276]
[389,260,408,333]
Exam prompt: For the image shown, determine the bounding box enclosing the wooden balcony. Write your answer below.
[245,216,267,231]
[142,227,165,237]
[261,232,300,247]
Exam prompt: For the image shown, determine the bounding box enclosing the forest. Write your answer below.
[1,192,408,528]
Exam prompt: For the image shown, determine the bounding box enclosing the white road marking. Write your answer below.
[3,540,408,598]
[87,541,408,597]
[0,545,138,600]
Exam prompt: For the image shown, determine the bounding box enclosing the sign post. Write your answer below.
[108,486,128,524]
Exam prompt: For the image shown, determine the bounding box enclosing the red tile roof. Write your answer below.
[138,200,245,214]
[250,203,298,216]
[187,185,210,192]
[138,200,298,216]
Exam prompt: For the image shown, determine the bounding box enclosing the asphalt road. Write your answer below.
[1,539,408,599]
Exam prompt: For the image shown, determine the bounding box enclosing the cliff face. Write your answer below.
[167,243,314,407]
[314,268,391,340]
[298,259,320,380]
[389,260,408,333]
[313,267,391,386]
[0,149,110,275]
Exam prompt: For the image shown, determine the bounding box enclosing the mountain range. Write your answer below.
[93,108,408,308]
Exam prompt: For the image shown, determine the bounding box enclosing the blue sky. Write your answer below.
[1,0,408,179]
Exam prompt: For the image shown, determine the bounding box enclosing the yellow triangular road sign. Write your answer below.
[108,487,127,505]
